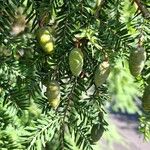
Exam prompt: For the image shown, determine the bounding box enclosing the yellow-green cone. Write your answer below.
[94,61,110,87]
[142,84,150,112]
[46,81,60,109]
[37,27,54,54]
[129,47,146,77]
[69,48,84,76]
[48,95,60,109]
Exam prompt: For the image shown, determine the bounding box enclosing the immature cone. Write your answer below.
[129,47,146,77]
[11,15,26,36]
[142,84,150,112]
[91,124,104,142]
[46,81,60,109]
[94,61,110,87]
[69,48,84,76]
[37,27,54,54]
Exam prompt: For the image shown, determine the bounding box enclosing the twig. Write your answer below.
[94,0,105,19]
[133,0,150,19]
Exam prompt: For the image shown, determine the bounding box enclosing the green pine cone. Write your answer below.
[69,48,84,76]
[142,84,150,112]
[36,27,54,54]
[129,47,146,77]
[94,61,110,87]
[46,81,60,109]
[91,124,104,142]
[48,95,60,109]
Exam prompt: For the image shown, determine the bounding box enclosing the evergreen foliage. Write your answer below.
[0,0,150,149]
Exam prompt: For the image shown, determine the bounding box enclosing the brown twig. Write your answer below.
[75,37,89,48]
[133,0,150,19]
[94,0,105,19]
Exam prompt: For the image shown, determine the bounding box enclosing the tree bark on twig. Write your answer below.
[94,0,105,19]
[133,0,150,19]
